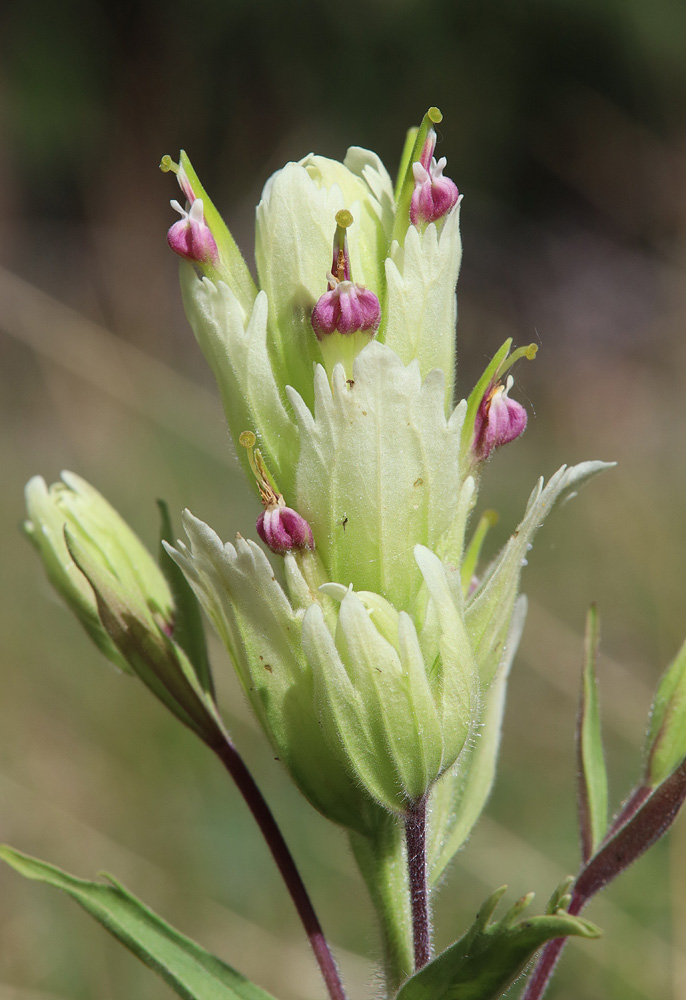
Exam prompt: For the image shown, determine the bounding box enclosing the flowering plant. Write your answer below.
[6,107,686,1000]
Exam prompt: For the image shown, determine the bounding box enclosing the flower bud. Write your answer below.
[410,128,460,227]
[472,375,527,461]
[167,198,219,268]
[25,472,223,742]
[24,472,173,674]
[311,210,381,340]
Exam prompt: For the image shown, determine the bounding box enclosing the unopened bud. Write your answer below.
[23,472,174,673]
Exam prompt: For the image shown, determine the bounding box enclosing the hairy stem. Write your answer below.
[212,735,346,1000]
[350,815,414,994]
[405,796,431,971]
[520,893,583,1000]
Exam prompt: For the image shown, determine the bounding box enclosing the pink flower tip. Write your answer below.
[256,503,315,555]
[311,280,381,340]
[167,198,219,267]
[410,129,460,226]
[472,376,528,461]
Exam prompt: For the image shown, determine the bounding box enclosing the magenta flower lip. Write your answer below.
[257,502,315,555]
[167,198,219,266]
[410,128,460,227]
[311,279,381,340]
[472,376,528,461]
[311,209,381,340]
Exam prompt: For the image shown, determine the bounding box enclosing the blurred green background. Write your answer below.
[1,0,686,997]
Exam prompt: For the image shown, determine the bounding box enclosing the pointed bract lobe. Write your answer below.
[466,462,614,687]
[287,343,466,610]
[383,204,463,407]
[179,267,299,496]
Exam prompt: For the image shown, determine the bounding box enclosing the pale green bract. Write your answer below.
[164,143,611,828]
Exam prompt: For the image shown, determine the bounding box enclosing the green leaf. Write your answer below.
[644,636,686,788]
[0,846,277,1000]
[395,886,600,1000]
[577,605,608,862]
[158,499,214,698]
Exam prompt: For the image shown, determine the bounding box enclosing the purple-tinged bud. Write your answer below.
[410,128,460,227]
[257,502,315,555]
[472,376,527,461]
[167,198,219,267]
[311,210,381,340]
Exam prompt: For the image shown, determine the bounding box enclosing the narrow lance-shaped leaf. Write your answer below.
[644,636,686,788]
[523,652,686,1000]
[577,605,608,863]
[0,846,277,1000]
[396,885,600,1000]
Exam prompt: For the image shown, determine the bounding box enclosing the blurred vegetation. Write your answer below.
[1,0,686,997]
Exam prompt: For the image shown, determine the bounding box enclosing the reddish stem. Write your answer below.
[211,735,347,1000]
